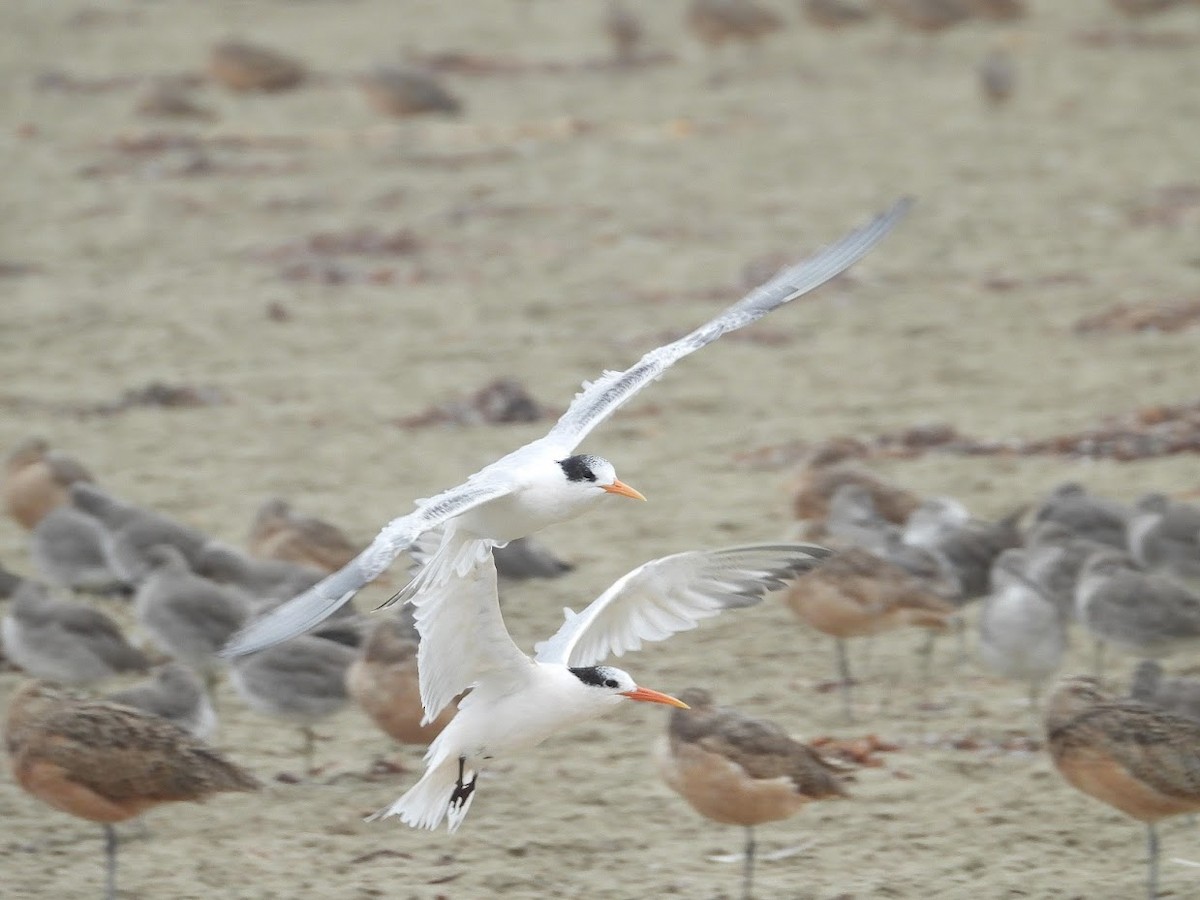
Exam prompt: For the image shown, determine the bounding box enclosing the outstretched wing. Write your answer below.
[534,543,831,667]
[413,553,531,723]
[221,478,517,657]
[540,198,912,454]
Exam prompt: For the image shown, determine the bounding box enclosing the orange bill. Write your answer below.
[621,686,689,708]
[601,478,647,502]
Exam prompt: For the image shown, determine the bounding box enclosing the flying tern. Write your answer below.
[373,541,831,832]
[223,198,911,658]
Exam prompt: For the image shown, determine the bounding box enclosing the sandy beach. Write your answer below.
[3,1,1200,897]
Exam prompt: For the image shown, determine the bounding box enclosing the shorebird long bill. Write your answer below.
[622,686,689,707]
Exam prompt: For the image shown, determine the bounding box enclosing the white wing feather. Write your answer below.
[222,479,517,656]
[540,198,912,453]
[413,553,531,723]
[534,543,831,667]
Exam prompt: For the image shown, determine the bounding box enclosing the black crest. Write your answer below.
[570,666,619,689]
[558,455,598,483]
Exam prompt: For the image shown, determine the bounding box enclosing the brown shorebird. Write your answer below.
[3,438,94,530]
[135,81,215,120]
[686,0,786,57]
[964,0,1026,19]
[345,609,457,755]
[248,497,361,573]
[603,0,645,65]
[358,66,462,118]
[876,0,973,34]
[790,457,921,536]
[4,680,259,900]
[800,0,875,29]
[1045,676,1200,899]
[1110,0,1188,18]
[208,39,306,92]
[107,663,217,740]
[782,547,955,720]
[656,688,847,899]
[229,635,356,772]
[1,581,149,685]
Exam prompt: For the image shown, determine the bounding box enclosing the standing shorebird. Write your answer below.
[208,39,305,92]
[30,506,128,596]
[4,680,259,900]
[3,437,94,530]
[346,609,458,757]
[107,663,217,740]
[781,547,955,721]
[1129,660,1200,724]
[1044,676,1200,899]
[657,688,847,899]
[223,200,910,659]
[1033,483,1130,550]
[248,497,361,573]
[373,544,828,831]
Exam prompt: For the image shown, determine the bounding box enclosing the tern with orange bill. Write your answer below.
[374,543,831,831]
[223,198,911,658]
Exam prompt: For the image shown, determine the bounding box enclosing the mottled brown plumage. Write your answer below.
[6,680,258,898]
[790,461,920,528]
[876,0,973,32]
[4,438,94,530]
[345,612,457,748]
[208,40,305,93]
[358,66,462,118]
[687,0,786,49]
[1045,676,1200,898]
[248,497,361,573]
[658,688,846,899]
[783,548,954,720]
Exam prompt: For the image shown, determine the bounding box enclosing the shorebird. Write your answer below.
[965,0,1026,19]
[876,0,973,37]
[223,199,910,658]
[196,541,324,603]
[248,497,361,573]
[229,635,357,771]
[4,680,258,900]
[494,537,574,580]
[345,608,457,753]
[1129,660,1200,724]
[358,66,462,118]
[134,546,250,681]
[790,459,920,534]
[800,0,875,30]
[107,663,217,740]
[603,0,644,65]
[781,547,955,720]
[1033,483,1130,550]
[373,543,828,831]
[1075,550,1200,674]
[686,0,787,52]
[1,581,149,684]
[30,506,128,595]
[1126,492,1200,579]
[208,39,305,92]
[1023,521,1109,621]
[977,549,1067,708]
[1044,675,1200,899]
[656,687,847,900]
[70,483,209,585]
[902,501,1022,601]
[3,437,94,530]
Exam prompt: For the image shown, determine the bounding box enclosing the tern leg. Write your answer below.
[1146,822,1159,900]
[742,825,756,900]
[103,824,118,900]
[835,639,854,724]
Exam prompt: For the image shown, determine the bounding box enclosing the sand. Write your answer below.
[3,0,1200,897]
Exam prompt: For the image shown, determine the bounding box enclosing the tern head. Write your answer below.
[568,665,687,709]
[557,455,646,503]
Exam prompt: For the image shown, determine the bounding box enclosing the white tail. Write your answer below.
[369,753,478,833]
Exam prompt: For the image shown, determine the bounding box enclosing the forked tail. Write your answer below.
[369,753,478,833]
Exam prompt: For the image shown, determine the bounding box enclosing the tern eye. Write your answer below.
[604,678,618,688]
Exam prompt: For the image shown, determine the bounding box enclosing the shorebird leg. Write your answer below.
[301,725,316,773]
[742,825,756,900]
[835,639,854,723]
[103,824,118,900]
[1146,822,1159,900]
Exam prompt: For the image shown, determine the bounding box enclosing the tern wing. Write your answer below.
[414,553,531,722]
[221,478,518,657]
[534,543,832,667]
[539,199,912,454]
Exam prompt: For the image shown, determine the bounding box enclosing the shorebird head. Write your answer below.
[556,455,646,503]
[568,665,687,709]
